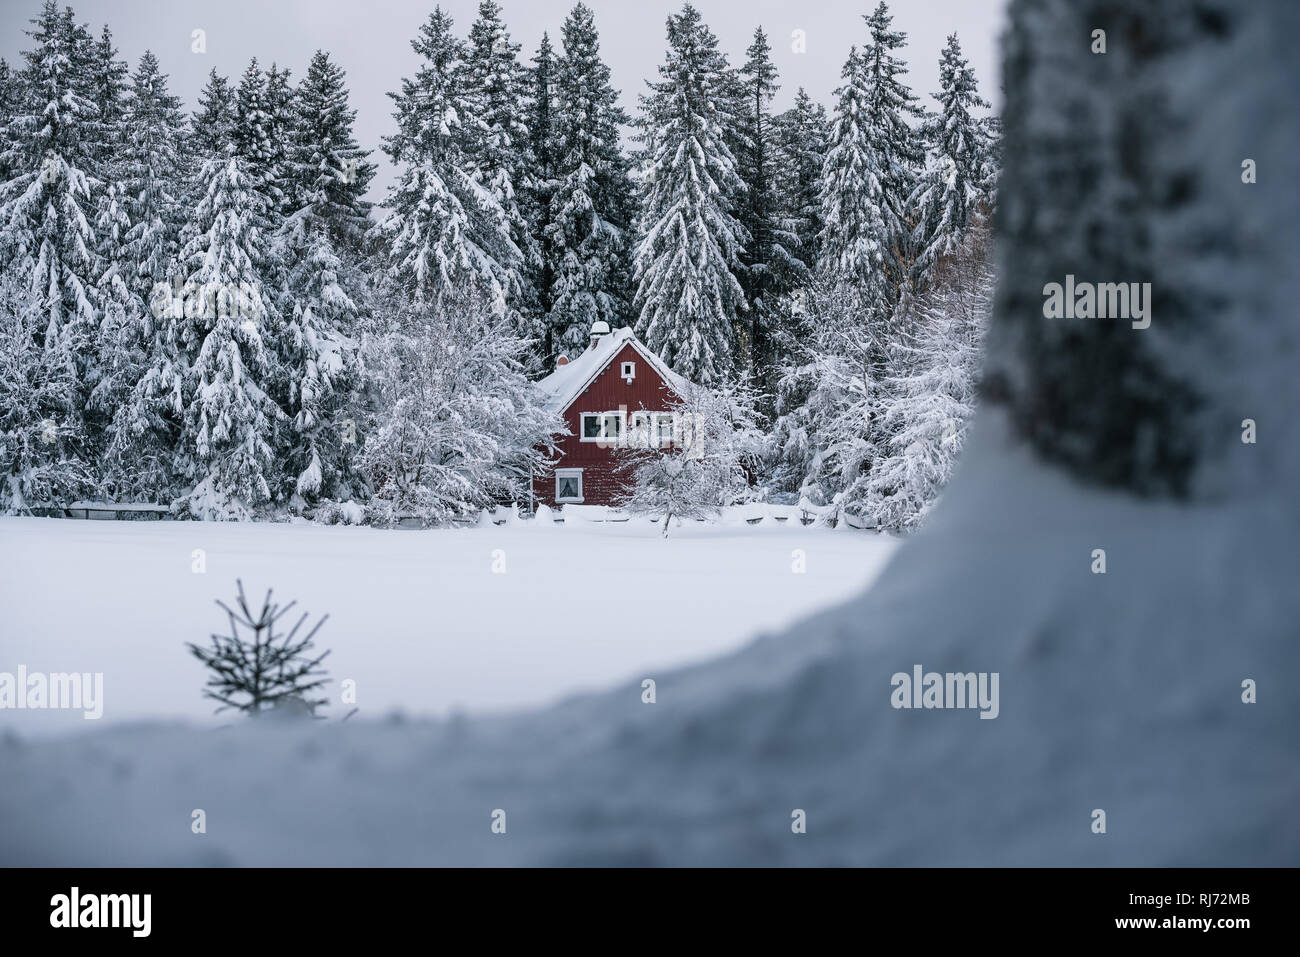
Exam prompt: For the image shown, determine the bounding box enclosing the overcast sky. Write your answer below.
[1,0,1009,203]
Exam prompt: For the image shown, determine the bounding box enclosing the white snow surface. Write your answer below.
[0,509,897,736]
[0,416,1295,866]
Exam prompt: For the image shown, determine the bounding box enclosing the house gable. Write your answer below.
[557,341,682,454]
[536,327,688,415]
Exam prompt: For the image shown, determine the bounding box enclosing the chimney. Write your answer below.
[588,320,611,350]
[556,354,569,369]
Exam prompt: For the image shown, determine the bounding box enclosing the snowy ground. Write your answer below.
[0,511,898,735]
[1,415,1294,866]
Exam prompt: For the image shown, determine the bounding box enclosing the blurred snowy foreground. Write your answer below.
[0,417,1296,865]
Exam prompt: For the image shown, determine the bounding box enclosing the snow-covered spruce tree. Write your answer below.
[858,1,925,302]
[797,10,935,514]
[524,32,560,350]
[286,50,374,258]
[861,224,992,529]
[772,87,828,288]
[89,174,139,470]
[811,13,923,495]
[465,0,539,332]
[817,45,890,328]
[271,50,373,507]
[0,276,93,511]
[0,58,20,182]
[633,3,748,386]
[547,2,636,359]
[765,89,830,415]
[232,60,284,217]
[616,377,762,536]
[358,285,562,526]
[84,24,127,173]
[0,1,100,358]
[96,51,190,499]
[120,52,188,302]
[233,60,292,311]
[170,155,284,520]
[84,24,135,468]
[979,112,1002,211]
[231,60,304,486]
[909,33,990,291]
[191,69,235,161]
[263,63,296,219]
[272,217,363,508]
[735,28,803,398]
[379,7,521,310]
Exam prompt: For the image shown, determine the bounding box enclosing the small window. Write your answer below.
[621,361,636,382]
[580,411,624,444]
[555,469,583,503]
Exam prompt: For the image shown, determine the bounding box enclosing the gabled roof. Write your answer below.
[535,326,691,413]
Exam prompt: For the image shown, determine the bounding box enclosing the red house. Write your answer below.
[532,321,692,508]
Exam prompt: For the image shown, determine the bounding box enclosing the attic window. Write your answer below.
[621,361,636,383]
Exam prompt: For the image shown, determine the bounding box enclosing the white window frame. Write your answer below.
[580,411,625,444]
[621,361,636,383]
[555,468,584,503]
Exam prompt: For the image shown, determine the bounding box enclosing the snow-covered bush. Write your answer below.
[312,499,365,526]
[358,286,562,526]
[617,377,763,536]
[861,225,992,529]
[769,218,992,531]
[768,281,887,519]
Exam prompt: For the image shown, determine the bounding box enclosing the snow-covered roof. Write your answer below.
[535,326,691,413]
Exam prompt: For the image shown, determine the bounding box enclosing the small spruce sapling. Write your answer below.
[188,580,332,716]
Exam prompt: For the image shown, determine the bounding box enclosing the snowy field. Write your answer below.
[0,512,898,735]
